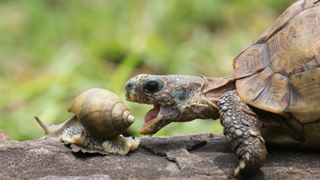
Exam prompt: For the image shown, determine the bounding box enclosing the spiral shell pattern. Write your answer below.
[68,88,134,139]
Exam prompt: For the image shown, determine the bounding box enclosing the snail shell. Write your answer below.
[35,88,139,155]
[68,88,135,139]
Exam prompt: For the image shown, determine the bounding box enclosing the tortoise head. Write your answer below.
[125,74,229,135]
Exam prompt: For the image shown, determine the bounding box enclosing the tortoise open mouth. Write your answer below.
[140,104,170,135]
[144,105,160,125]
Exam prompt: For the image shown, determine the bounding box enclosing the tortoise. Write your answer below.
[125,0,320,177]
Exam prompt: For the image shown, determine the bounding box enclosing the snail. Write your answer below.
[34,88,140,155]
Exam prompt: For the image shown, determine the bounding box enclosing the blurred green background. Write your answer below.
[0,0,294,140]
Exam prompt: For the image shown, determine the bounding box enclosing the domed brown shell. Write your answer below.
[233,0,320,123]
[68,88,134,139]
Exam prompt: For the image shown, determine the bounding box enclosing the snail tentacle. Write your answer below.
[34,116,50,135]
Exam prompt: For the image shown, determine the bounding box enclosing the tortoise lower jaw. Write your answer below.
[139,105,175,135]
[139,116,163,135]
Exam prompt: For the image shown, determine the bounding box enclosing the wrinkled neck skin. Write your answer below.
[184,76,235,121]
[125,74,235,135]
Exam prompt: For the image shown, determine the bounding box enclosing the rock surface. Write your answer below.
[0,134,319,179]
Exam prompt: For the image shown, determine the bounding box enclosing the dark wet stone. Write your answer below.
[0,134,319,179]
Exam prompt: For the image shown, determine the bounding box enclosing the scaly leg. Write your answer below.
[218,90,267,177]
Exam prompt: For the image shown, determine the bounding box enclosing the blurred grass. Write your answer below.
[0,0,294,140]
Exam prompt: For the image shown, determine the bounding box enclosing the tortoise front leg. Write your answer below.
[218,90,267,177]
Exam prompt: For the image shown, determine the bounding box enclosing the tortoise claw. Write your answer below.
[219,90,268,177]
[232,160,247,177]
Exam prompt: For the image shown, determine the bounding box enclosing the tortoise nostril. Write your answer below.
[125,82,134,91]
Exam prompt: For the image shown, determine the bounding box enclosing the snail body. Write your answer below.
[35,88,140,155]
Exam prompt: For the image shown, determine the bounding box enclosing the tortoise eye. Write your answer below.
[144,80,162,93]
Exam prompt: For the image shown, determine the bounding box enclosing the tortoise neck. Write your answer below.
[198,76,235,119]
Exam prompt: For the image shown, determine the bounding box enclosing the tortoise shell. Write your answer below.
[233,0,320,123]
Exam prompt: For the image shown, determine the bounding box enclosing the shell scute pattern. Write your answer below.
[234,2,320,122]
